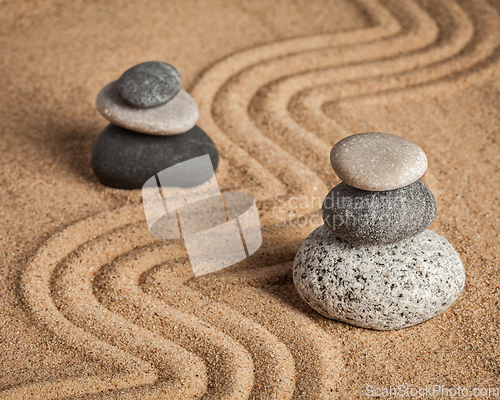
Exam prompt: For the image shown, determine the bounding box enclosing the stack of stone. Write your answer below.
[91,61,219,189]
[293,132,465,330]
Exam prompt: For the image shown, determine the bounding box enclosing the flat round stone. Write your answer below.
[322,180,436,245]
[117,61,182,108]
[96,81,199,135]
[293,225,464,330]
[91,124,219,189]
[330,132,428,191]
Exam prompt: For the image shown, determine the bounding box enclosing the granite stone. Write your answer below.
[330,132,428,191]
[96,81,198,135]
[117,61,182,108]
[322,180,436,245]
[91,124,219,189]
[293,225,465,330]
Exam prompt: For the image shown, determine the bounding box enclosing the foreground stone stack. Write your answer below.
[92,61,219,189]
[293,132,465,331]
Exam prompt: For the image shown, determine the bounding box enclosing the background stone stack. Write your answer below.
[293,132,465,331]
[91,61,219,189]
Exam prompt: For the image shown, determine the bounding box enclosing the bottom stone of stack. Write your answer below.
[91,123,219,189]
[293,225,464,330]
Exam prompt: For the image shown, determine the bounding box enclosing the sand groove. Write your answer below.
[54,227,256,400]
[193,0,499,222]
[13,207,205,399]
[97,242,297,400]
[9,0,500,398]
[192,0,402,221]
[289,0,500,145]
[221,0,439,188]
[186,263,341,400]
[12,204,321,399]
[250,0,471,182]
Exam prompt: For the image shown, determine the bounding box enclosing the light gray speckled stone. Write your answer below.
[293,225,464,330]
[330,132,427,191]
[96,81,198,135]
[322,180,437,245]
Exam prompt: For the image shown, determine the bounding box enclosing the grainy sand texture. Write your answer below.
[1,0,500,398]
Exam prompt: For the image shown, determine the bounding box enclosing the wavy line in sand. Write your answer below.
[194,0,500,225]
[217,0,440,190]
[249,0,473,182]
[12,191,339,399]
[287,0,500,147]
[11,206,205,399]
[96,240,296,399]
[193,0,499,222]
[53,225,255,400]
[192,0,402,215]
[12,0,500,397]
[182,262,342,400]
[98,220,340,400]
[14,201,338,399]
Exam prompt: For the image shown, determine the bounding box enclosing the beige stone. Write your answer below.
[96,81,198,135]
[330,132,427,191]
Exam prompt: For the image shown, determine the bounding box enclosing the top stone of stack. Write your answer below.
[330,132,427,191]
[117,61,182,108]
[96,61,199,135]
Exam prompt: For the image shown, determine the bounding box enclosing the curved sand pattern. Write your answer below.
[290,0,500,146]
[194,0,499,225]
[185,263,341,400]
[14,205,331,399]
[98,243,295,400]
[13,206,206,399]
[55,227,254,400]
[6,0,500,398]
[230,0,442,184]
[251,0,471,181]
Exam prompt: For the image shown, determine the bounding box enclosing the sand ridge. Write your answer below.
[1,0,500,398]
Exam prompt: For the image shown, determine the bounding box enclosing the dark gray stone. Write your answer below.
[91,124,219,189]
[322,180,436,245]
[117,61,182,108]
[293,225,465,330]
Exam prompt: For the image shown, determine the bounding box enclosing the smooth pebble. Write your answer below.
[322,180,437,245]
[293,225,465,330]
[117,61,182,108]
[91,124,219,189]
[330,132,428,191]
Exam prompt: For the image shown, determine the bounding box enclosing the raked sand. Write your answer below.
[1,0,500,398]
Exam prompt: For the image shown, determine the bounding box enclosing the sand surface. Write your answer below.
[1,0,500,398]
